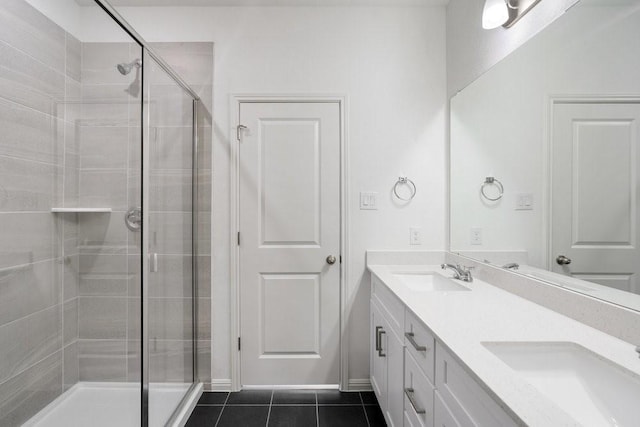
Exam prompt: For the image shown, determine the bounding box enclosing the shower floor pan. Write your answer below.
[23,382,193,427]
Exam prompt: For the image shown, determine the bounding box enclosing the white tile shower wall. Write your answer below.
[75,41,213,388]
[149,42,213,388]
[77,41,140,383]
[81,6,448,386]
[0,6,213,427]
[0,0,80,424]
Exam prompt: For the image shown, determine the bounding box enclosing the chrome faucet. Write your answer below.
[441,264,473,282]
[502,262,519,270]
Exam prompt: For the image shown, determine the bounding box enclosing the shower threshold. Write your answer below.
[23,381,198,427]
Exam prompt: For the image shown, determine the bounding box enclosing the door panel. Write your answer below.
[239,101,341,386]
[260,120,321,246]
[552,102,640,293]
[144,53,194,426]
[260,273,320,355]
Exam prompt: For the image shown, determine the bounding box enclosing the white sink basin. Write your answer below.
[482,341,640,426]
[392,272,470,292]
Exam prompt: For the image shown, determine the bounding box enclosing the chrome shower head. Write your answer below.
[116,59,141,75]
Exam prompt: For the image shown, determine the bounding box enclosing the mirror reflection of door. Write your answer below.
[551,101,640,293]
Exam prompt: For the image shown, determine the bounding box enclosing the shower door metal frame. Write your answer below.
[91,1,203,426]
[92,0,200,101]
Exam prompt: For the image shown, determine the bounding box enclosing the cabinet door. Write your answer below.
[435,342,516,426]
[386,327,404,427]
[404,350,434,427]
[434,392,463,427]
[371,301,387,411]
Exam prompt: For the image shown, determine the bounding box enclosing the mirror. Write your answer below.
[450,0,640,311]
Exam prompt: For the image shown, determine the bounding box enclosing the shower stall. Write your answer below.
[0,0,211,425]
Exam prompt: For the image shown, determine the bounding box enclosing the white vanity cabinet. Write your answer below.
[371,277,406,427]
[370,275,518,427]
[403,309,436,427]
[434,342,516,427]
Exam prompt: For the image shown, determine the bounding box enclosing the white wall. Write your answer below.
[24,0,83,37]
[446,0,579,97]
[450,3,640,268]
[82,5,447,387]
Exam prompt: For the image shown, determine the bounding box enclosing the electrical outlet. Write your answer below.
[410,227,422,245]
[470,227,482,245]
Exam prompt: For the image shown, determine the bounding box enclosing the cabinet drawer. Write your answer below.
[404,349,434,427]
[405,309,436,383]
[435,342,517,427]
[434,392,465,427]
[372,275,404,338]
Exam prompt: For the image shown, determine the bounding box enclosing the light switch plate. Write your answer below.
[515,193,534,210]
[360,192,378,210]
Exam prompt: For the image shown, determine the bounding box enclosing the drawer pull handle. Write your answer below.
[405,332,428,352]
[375,326,383,351]
[378,330,386,357]
[404,388,426,415]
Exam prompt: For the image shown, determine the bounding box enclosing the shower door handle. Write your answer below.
[149,253,158,273]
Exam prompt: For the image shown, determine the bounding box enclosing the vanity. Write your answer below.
[367,252,640,427]
[373,0,640,425]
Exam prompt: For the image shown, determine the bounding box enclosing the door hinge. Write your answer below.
[236,124,247,142]
[238,337,241,351]
[237,231,240,246]
[340,255,342,264]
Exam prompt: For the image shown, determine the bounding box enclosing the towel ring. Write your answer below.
[393,177,416,201]
[480,177,504,201]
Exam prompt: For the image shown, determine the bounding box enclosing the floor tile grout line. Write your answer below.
[359,392,371,427]
[315,391,320,427]
[212,406,222,427]
[264,389,274,427]
[213,392,229,427]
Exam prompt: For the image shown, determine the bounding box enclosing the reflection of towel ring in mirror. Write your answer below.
[480,176,504,201]
[393,176,416,201]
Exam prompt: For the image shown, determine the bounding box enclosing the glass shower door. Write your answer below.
[142,51,196,426]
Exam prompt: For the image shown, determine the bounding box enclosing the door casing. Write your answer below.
[229,95,349,391]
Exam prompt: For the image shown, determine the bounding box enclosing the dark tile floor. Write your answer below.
[186,390,387,427]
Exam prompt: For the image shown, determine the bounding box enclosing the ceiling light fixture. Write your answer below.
[482,0,542,30]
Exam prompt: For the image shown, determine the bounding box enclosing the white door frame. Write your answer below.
[229,94,349,391]
[546,94,640,270]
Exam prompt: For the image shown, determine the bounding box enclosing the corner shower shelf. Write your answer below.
[51,208,112,213]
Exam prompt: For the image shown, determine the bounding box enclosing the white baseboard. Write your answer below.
[208,379,232,391]
[347,379,372,391]
[209,378,371,392]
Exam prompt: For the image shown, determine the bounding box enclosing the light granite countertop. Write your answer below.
[367,263,640,427]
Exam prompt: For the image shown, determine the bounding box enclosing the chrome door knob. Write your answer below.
[556,255,572,265]
[326,255,337,265]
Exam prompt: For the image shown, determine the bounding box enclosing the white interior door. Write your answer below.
[551,101,640,293]
[238,101,341,386]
